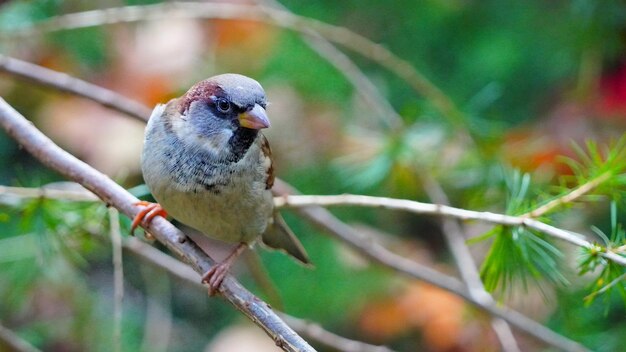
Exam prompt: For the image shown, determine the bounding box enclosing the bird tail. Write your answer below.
[261,213,311,265]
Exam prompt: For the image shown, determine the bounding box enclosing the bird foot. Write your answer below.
[201,243,248,296]
[202,263,230,296]
[131,201,168,237]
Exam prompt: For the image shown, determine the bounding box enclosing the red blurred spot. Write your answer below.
[598,63,626,117]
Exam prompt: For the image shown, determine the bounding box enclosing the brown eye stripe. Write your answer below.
[178,80,225,114]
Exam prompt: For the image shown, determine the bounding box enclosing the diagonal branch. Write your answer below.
[0,55,152,119]
[272,181,590,352]
[0,2,465,128]
[420,175,521,352]
[259,0,403,130]
[122,236,397,352]
[0,324,42,352]
[0,98,314,352]
[0,58,590,352]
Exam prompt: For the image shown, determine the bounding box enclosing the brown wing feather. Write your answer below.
[260,134,275,190]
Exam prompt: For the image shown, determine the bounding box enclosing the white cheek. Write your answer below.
[206,130,233,150]
[172,117,233,152]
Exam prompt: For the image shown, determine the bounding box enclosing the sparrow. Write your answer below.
[132,73,310,294]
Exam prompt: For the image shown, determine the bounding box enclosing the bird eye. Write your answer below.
[215,98,232,113]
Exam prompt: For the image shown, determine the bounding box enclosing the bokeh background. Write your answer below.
[1,0,626,351]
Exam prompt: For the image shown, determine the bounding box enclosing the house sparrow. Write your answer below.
[133,74,310,294]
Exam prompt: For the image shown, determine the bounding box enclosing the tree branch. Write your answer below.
[259,0,403,131]
[0,54,152,119]
[0,324,42,352]
[272,181,590,352]
[0,184,99,202]
[109,208,124,352]
[0,98,314,352]
[0,57,591,352]
[274,194,626,267]
[121,237,394,352]
[420,175,521,352]
[0,2,465,128]
[0,180,590,351]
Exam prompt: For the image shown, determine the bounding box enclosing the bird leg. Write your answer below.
[202,242,248,295]
[130,201,168,237]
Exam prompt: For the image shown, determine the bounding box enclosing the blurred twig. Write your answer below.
[259,0,403,130]
[122,237,393,352]
[242,251,285,311]
[0,182,592,351]
[0,54,152,119]
[0,58,590,352]
[0,184,99,202]
[0,99,314,352]
[139,264,172,352]
[280,315,396,352]
[0,324,42,352]
[0,2,465,129]
[274,194,626,267]
[109,208,124,352]
[421,176,520,352]
[272,182,589,352]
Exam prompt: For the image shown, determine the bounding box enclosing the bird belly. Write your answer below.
[154,184,272,244]
[141,111,272,244]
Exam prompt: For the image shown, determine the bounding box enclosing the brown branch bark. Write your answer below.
[0,98,314,352]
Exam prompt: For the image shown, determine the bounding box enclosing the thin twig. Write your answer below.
[0,324,42,352]
[421,175,521,352]
[274,194,626,267]
[583,272,626,302]
[259,0,404,131]
[272,181,590,352]
[139,264,172,352]
[242,251,285,311]
[0,184,99,202]
[524,171,612,218]
[122,237,392,352]
[280,315,396,352]
[0,57,590,352]
[0,99,314,352]
[109,208,124,352]
[0,54,152,119]
[0,2,465,128]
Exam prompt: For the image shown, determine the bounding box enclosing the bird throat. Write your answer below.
[227,127,258,162]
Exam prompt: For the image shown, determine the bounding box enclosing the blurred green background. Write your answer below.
[1,0,626,351]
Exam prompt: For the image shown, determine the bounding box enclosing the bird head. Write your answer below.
[175,73,269,141]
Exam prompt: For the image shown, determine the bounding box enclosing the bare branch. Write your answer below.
[420,175,520,352]
[259,0,403,130]
[274,194,626,267]
[0,2,464,128]
[0,99,314,352]
[272,181,591,352]
[280,315,396,352]
[122,237,392,352]
[0,184,99,202]
[109,208,124,352]
[0,324,42,352]
[0,57,591,352]
[0,54,152,120]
